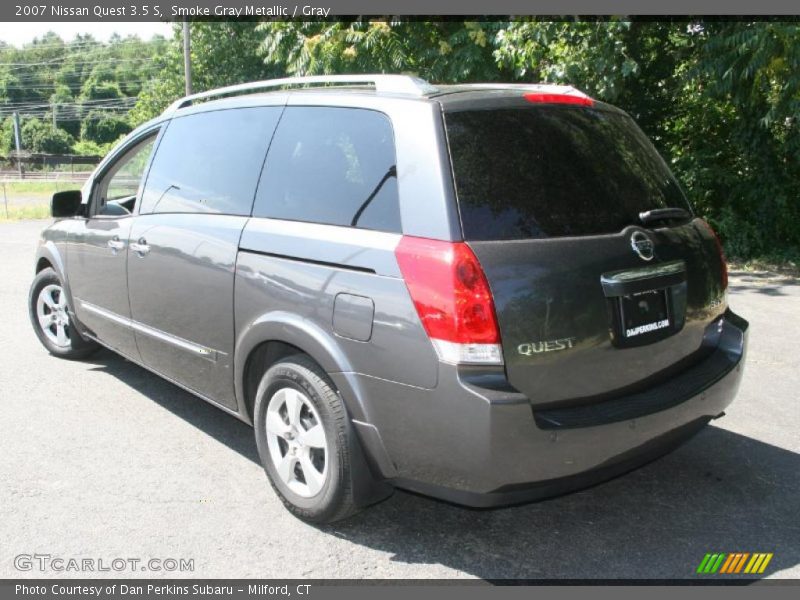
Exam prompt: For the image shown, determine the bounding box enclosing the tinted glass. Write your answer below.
[140,107,280,216]
[253,107,400,233]
[106,137,156,201]
[445,107,691,240]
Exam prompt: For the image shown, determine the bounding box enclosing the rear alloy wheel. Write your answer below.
[28,268,99,359]
[265,387,329,498]
[254,355,358,523]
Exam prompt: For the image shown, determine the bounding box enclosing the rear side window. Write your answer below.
[252,107,401,233]
[445,107,691,240]
[140,107,281,216]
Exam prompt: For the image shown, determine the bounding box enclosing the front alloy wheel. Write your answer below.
[36,283,72,348]
[28,267,99,359]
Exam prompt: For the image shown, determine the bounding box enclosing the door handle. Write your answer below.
[107,237,125,253]
[130,238,150,257]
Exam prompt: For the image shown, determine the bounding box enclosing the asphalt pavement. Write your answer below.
[1,219,798,580]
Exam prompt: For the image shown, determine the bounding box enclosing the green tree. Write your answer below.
[258,20,507,82]
[49,84,79,138]
[0,116,16,154]
[130,22,278,125]
[1,31,167,148]
[687,22,800,257]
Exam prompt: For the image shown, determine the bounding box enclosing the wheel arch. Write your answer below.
[36,256,54,273]
[34,242,80,326]
[234,311,360,425]
[35,242,64,277]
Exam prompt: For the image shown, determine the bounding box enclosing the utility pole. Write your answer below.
[12,111,23,179]
[183,20,192,96]
[52,103,57,128]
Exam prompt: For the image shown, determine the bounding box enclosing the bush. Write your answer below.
[80,111,131,145]
[80,80,124,101]
[71,139,106,157]
[20,118,75,154]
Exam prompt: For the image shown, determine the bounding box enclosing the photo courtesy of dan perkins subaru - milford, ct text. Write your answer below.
[15,583,311,597]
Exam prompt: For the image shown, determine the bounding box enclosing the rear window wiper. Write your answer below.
[639,207,691,225]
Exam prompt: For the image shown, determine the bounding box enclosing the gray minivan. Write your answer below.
[29,75,748,522]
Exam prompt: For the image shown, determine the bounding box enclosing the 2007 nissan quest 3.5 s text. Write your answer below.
[29,75,748,523]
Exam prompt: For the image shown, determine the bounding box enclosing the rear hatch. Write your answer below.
[441,92,728,408]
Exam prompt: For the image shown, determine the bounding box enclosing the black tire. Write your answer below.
[28,268,99,360]
[254,354,359,523]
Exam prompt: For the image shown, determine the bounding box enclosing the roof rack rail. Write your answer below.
[163,74,438,115]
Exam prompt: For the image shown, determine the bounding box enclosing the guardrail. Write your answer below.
[0,171,92,182]
[1,153,99,180]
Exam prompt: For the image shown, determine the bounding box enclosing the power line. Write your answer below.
[0,83,153,94]
[1,37,139,47]
[1,97,139,107]
[0,102,140,110]
[1,57,163,71]
[3,71,156,80]
[1,100,137,111]
[1,109,135,116]
[2,83,151,90]
[0,41,167,54]
[0,99,139,119]
[3,72,156,81]
[0,37,170,54]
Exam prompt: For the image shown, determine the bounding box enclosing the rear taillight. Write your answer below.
[700,219,728,290]
[523,92,594,107]
[394,236,503,365]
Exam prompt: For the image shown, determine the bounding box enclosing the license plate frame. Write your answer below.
[617,288,672,344]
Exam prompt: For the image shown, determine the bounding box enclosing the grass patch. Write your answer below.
[0,203,51,221]
[0,180,81,197]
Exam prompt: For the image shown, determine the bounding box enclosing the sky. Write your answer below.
[0,22,174,46]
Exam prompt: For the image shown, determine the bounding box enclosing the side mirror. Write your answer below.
[51,190,83,218]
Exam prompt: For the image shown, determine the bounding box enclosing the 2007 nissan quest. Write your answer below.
[29,75,748,522]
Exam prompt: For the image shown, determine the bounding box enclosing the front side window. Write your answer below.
[106,137,156,201]
[252,107,401,233]
[94,134,157,216]
[140,107,281,216]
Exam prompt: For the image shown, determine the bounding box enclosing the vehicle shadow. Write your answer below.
[90,350,799,581]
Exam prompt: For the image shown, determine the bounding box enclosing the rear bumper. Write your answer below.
[336,309,748,508]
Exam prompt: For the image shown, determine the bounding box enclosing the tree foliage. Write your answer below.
[0,31,167,154]
[20,118,75,153]
[79,110,131,145]
[252,19,800,259]
[257,21,507,82]
[2,21,797,261]
[130,22,280,124]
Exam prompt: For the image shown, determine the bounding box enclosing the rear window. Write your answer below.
[445,107,690,240]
